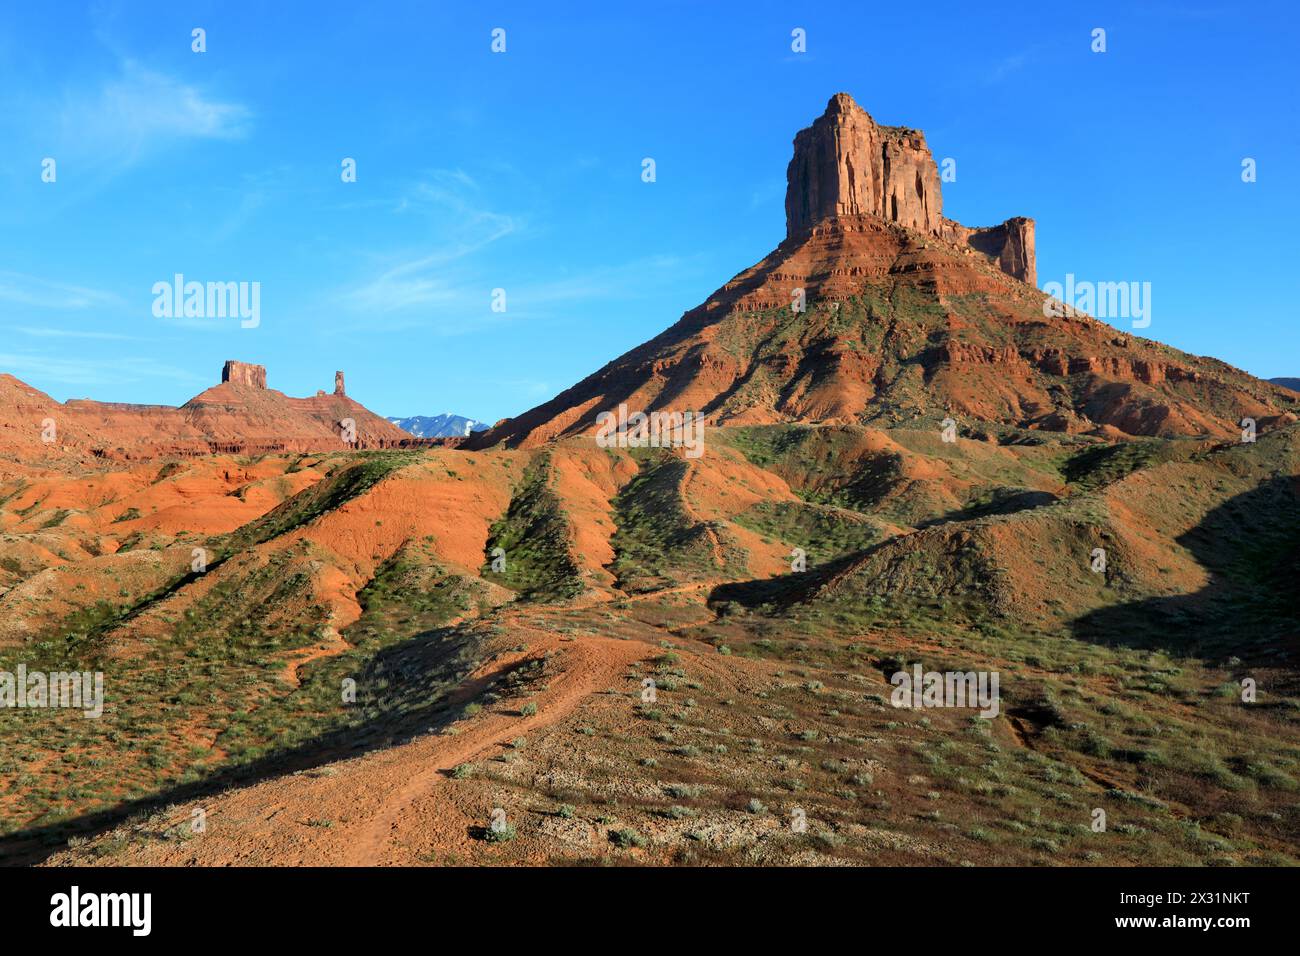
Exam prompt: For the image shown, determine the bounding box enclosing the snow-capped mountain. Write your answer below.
[386,414,490,438]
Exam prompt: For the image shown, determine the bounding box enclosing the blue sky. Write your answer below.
[1,1,1296,421]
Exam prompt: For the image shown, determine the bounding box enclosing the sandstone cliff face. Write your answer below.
[222,360,267,389]
[941,216,1036,286]
[786,93,941,236]
[785,93,1035,283]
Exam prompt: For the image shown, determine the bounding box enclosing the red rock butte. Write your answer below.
[786,92,1034,283]
[472,92,1297,448]
[222,360,268,389]
[0,362,415,461]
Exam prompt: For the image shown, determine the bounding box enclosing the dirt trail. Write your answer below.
[278,627,352,687]
[348,633,644,865]
[570,580,713,610]
[57,630,648,867]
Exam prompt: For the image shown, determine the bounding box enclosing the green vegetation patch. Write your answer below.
[731,500,883,562]
[482,453,583,602]
[221,453,408,556]
[607,453,731,593]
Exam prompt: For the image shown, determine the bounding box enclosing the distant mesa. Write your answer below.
[220,360,344,397]
[221,360,267,389]
[0,361,419,460]
[1269,378,1300,393]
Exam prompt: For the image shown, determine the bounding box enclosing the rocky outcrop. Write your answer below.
[786,93,941,236]
[940,216,1036,285]
[785,93,1035,283]
[334,371,346,396]
[221,360,267,389]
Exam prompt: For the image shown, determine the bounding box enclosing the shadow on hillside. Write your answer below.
[1070,474,1300,666]
[709,475,1300,679]
[0,619,533,866]
[707,551,864,610]
[914,488,1057,529]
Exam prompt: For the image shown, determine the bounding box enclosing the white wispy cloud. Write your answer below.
[336,170,701,332]
[0,272,122,309]
[342,170,521,314]
[518,256,689,308]
[54,60,251,169]
[984,47,1041,85]
[346,269,470,315]
[401,170,520,245]
[334,252,697,336]
[7,325,135,341]
[209,189,269,243]
[0,353,200,387]
[475,377,553,397]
